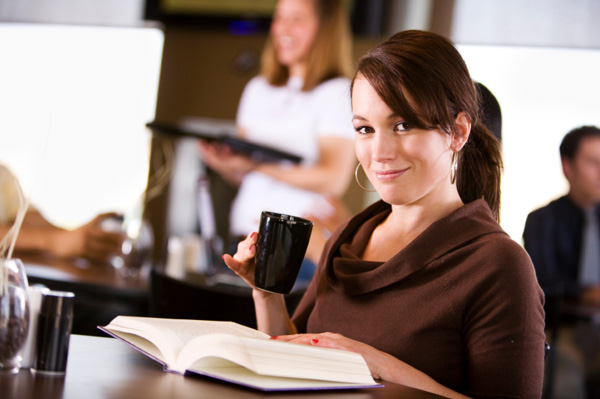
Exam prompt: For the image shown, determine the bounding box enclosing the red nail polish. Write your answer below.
[311,339,319,344]
[270,336,278,340]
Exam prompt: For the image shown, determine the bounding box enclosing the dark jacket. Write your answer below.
[523,195,600,299]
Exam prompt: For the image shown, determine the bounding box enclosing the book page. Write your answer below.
[242,338,376,384]
[109,317,268,343]
[175,333,256,373]
[178,334,376,385]
[163,319,269,344]
[105,330,167,366]
[104,317,269,367]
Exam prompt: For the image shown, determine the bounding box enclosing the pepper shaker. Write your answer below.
[33,291,75,374]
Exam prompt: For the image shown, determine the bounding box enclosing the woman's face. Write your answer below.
[271,0,319,75]
[352,75,456,206]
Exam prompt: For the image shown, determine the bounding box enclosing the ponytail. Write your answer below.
[457,119,503,221]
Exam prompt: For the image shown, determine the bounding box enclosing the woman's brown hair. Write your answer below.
[261,0,353,91]
[352,30,503,221]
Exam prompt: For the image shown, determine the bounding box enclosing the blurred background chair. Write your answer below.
[148,269,305,329]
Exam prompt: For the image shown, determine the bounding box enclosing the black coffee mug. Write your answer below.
[254,211,313,294]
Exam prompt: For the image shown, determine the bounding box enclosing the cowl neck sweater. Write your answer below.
[292,199,545,398]
[326,199,505,296]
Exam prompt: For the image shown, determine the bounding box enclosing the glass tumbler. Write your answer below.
[0,258,30,374]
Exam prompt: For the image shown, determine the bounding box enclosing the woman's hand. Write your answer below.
[222,232,260,289]
[271,332,392,381]
[223,233,294,336]
[198,142,256,186]
[271,333,471,399]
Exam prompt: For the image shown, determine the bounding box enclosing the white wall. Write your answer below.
[0,0,144,26]
[452,0,600,49]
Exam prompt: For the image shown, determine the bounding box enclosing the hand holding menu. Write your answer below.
[146,118,303,164]
[99,316,381,392]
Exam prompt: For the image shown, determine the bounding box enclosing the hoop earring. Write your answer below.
[450,151,458,185]
[355,163,376,192]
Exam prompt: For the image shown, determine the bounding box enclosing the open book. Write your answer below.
[99,316,382,392]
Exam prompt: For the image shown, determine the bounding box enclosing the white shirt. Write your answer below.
[229,76,354,236]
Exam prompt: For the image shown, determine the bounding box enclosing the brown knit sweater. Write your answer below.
[292,199,545,399]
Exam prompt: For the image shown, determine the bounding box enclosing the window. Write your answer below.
[0,23,164,228]
[457,44,600,241]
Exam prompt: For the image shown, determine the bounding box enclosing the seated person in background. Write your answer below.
[199,0,357,277]
[0,164,124,265]
[224,30,546,398]
[523,125,600,399]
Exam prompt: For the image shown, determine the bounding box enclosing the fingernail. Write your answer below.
[250,232,257,239]
[270,336,278,340]
[311,339,319,344]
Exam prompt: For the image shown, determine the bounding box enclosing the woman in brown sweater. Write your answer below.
[224,30,546,398]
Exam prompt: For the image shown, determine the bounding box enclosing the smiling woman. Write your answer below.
[222,30,546,399]
[0,23,164,229]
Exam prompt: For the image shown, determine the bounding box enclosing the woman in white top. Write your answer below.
[200,0,357,245]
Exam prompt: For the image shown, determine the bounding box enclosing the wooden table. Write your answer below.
[1,335,450,399]
[22,255,149,335]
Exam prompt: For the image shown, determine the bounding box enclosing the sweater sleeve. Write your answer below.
[462,237,546,399]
